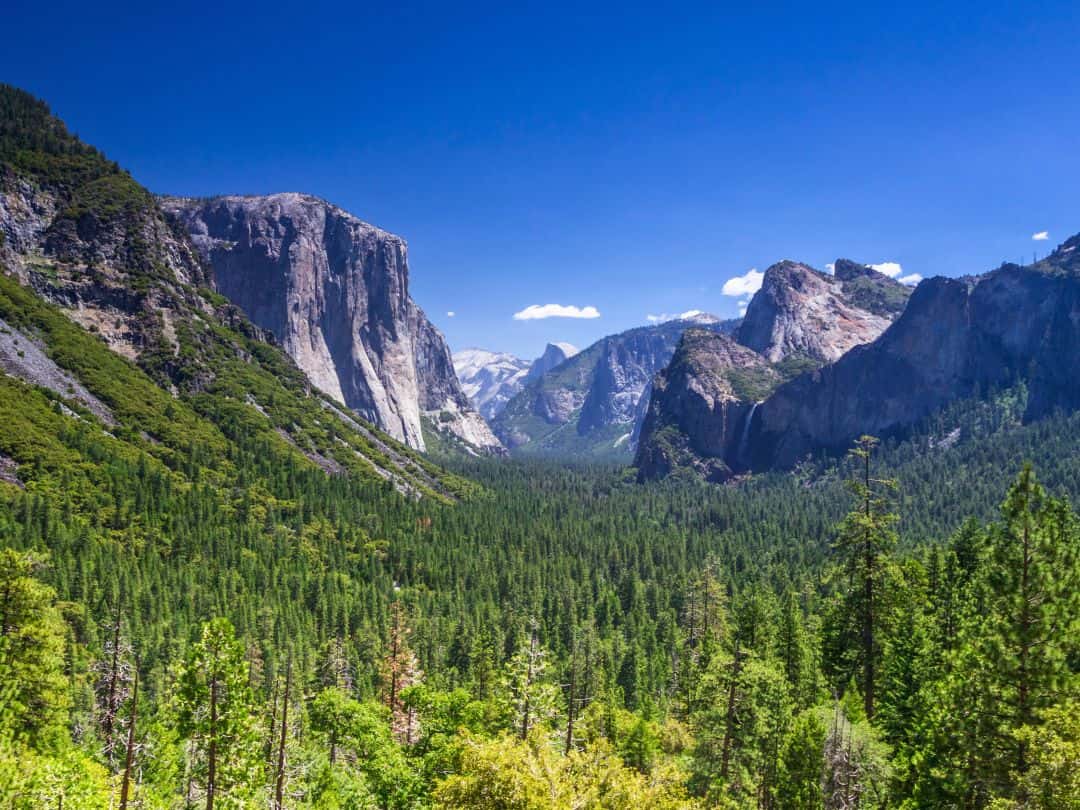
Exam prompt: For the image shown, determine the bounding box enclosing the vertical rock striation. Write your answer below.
[162,193,502,454]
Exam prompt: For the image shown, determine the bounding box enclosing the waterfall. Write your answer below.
[739,401,760,465]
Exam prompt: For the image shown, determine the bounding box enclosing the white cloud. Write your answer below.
[1032,231,1049,241]
[446,311,456,317]
[898,273,922,285]
[825,262,836,274]
[869,262,903,279]
[722,268,764,297]
[646,309,706,324]
[513,303,601,321]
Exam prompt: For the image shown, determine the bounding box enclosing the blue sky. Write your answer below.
[4,1,1079,359]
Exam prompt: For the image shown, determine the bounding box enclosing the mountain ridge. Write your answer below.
[636,241,1080,481]
[453,341,577,420]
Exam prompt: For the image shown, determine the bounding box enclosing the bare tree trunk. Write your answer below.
[119,662,138,810]
[720,642,742,782]
[274,658,291,810]
[564,639,577,754]
[103,607,122,763]
[862,450,875,721]
[521,632,535,740]
[206,676,217,810]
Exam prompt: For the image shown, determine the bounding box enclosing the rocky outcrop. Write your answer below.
[523,342,577,383]
[747,244,1080,470]
[162,194,503,454]
[637,238,1080,482]
[635,258,912,480]
[1,163,207,363]
[635,330,779,481]
[493,314,738,458]
[736,260,907,363]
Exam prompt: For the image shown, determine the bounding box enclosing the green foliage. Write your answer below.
[175,618,261,808]
[829,436,899,720]
[839,273,913,318]
[434,732,697,810]
[0,549,70,747]
[924,466,1080,807]
[777,710,826,810]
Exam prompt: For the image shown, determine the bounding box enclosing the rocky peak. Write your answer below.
[736,259,902,363]
[524,342,578,383]
[747,257,1080,471]
[635,255,913,482]
[832,258,876,282]
[162,193,503,455]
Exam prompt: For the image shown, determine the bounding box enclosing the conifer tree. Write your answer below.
[949,465,1079,804]
[0,549,70,747]
[176,618,260,810]
[502,622,559,740]
[832,436,898,720]
[777,710,826,810]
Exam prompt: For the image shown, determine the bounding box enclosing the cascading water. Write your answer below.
[739,401,760,465]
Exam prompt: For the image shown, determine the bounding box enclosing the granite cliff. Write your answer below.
[162,194,502,455]
[736,260,907,363]
[637,242,1080,481]
[0,84,472,497]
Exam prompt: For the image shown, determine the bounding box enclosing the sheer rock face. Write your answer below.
[162,193,502,454]
[749,247,1080,470]
[523,342,577,383]
[576,330,685,433]
[736,260,900,363]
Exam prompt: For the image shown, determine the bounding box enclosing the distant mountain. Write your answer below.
[162,194,503,456]
[524,342,579,382]
[454,348,530,419]
[636,260,911,479]
[454,342,578,420]
[493,314,738,459]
